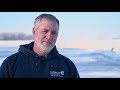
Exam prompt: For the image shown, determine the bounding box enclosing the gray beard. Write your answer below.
[35,36,55,55]
[36,42,54,54]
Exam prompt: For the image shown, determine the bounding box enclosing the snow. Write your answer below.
[1,40,120,78]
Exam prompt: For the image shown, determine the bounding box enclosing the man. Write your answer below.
[0,14,80,78]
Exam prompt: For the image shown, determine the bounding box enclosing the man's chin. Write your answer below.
[41,46,53,52]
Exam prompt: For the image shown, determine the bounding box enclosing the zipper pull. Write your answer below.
[36,62,38,66]
[35,56,38,66]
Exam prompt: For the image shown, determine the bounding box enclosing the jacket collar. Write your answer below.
[19,41,59,59]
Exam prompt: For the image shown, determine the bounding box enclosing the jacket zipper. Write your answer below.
[35,56,39,67]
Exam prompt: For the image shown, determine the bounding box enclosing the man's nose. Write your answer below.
[46,32,52,40]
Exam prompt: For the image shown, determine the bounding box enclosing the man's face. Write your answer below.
[33,19,59,52]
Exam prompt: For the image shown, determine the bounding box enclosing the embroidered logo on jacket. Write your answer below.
[50,71,64,77]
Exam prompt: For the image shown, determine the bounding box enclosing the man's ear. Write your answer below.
[32,27,35,35]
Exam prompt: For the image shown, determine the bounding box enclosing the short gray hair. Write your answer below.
[34,14,59,29]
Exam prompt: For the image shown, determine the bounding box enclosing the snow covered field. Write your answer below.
[1,40,120,78]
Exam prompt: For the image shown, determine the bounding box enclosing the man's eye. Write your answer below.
[52,32,57,34]
[53,32,56,35]
[42,31,48,33]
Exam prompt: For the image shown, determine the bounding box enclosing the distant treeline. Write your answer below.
[0,32,33,40]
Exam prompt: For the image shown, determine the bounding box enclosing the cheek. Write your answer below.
[54,35,58,40]
[52,36,58,42]
[34,32,43,39]
[34,35,41,41]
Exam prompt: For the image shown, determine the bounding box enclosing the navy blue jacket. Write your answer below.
[0,42,80,78]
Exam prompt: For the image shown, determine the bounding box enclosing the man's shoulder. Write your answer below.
[58,54,70,60]
[58,54,75,65]
[58,54,79,77]
[3,52,19,63]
